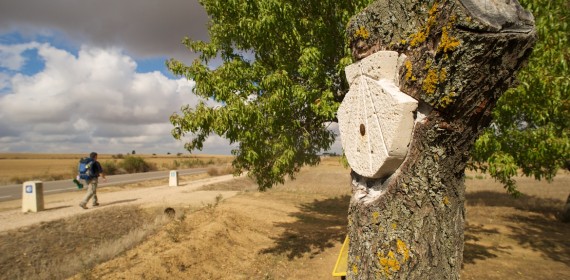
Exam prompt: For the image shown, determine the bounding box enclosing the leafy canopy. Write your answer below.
[169,0,567,193]
[471,0,569,195]
[168,0,373,190]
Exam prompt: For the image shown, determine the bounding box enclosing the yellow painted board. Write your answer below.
[332,236,349,277]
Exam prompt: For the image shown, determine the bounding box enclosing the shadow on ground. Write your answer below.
[258,191,569,266]
[507,213,570,264]
[464,191,570,265]
[44,205,72,211]
[463,223,510,265]
[466,191,564,216]
[102,198,139,207]
[260,195,350,260]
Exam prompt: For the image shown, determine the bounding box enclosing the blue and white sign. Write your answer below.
[169,170,179,187]
[25,185,33,193]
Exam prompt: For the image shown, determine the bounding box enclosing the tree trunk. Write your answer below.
[343,0,536,278]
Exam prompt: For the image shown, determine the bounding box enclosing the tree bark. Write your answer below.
[344,0,536,278]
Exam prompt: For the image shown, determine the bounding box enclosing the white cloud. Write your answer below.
[0,72,11,91]
[0,42,41,71]
[0,42,229,154]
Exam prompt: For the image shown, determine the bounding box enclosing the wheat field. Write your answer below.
[0,153,234,185]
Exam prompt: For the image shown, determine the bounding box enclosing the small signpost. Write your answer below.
[169,170,179,187]
[22,181,44,212]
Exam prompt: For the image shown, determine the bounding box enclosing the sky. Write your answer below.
[0,0,342,156]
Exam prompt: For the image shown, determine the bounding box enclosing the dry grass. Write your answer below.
[206,165,236,176]
[1,155,568,280]
[0,153,234,185]
[67,157,352,280]
[0,158,78,184]
[0,206,169,280]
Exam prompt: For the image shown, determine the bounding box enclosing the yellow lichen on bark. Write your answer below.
[396,239,410,261]
[427,1,439,25]
[352,256,360,275]
[354,26,370,39]
[422,68,447,95]
[352,264,359,275]
[405,60,417,81]
[373,211,380,223]
[409,30,428,47]
[409,1,439,47]
[438,26,460,53]
[377,239,411,276]
[378,250,401,276]
[438,91,457,108]
[443,195,450,206]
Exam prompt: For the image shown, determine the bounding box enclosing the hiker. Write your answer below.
[79,152,106,209]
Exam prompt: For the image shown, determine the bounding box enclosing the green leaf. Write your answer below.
[167,0,377,190]
[472,0,570,194]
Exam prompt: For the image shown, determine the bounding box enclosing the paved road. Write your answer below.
[0,168,207,202]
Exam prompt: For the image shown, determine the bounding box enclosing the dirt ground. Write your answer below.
[0,158,568,279]
[461,172,570,280]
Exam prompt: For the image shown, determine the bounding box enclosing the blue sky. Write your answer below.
[0,0,342,156]
[0,0,238,155]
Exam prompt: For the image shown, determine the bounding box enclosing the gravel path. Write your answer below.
[0,174,242,232]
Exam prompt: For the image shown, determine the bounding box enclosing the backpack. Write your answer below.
[78,157,95,180]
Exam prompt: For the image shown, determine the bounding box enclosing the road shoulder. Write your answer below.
[0,174,242,232]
